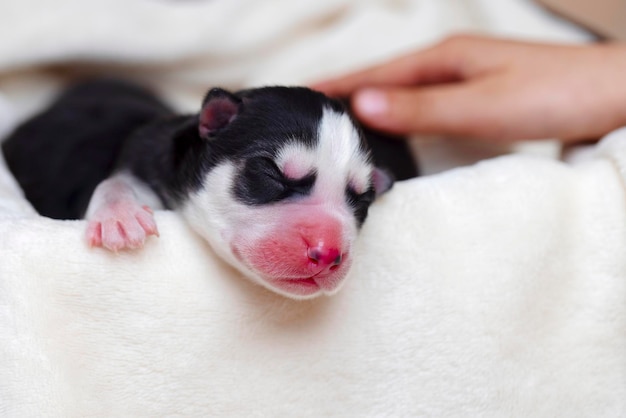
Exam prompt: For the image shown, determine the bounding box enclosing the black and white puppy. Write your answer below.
[2,80,417,299]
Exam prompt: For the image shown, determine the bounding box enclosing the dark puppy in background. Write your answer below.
[2,80,417,299]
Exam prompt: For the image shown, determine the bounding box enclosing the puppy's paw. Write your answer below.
[86,202,159,252]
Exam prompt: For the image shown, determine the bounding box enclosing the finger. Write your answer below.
[311,54,441,97]
[350,84,500,138]
[312,35,494,97]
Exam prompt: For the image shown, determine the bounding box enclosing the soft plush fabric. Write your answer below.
[2,1,625,417]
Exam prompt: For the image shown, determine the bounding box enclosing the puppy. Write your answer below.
[2,80,418,299]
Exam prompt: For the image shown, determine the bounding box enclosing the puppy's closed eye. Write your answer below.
[234,157,316,205]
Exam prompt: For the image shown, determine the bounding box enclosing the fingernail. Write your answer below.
[355,89,388,116]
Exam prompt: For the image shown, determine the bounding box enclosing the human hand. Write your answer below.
[313,35,626,142]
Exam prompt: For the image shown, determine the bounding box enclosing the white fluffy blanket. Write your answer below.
[2,0,625,416]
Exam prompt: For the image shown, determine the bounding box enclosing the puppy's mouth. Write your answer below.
[271,276,322,297]
[230,241,351,298]
[282,277,320,288]
[290,277,317,285]
[268,268,349,298]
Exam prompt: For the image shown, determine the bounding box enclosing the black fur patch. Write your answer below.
[1,79,172,219]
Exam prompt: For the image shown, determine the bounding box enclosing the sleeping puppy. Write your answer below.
[2,80,418,299]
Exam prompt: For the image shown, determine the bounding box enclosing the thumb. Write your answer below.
[351,86,483,137]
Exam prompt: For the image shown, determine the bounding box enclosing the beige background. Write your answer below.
[538,0,626,39]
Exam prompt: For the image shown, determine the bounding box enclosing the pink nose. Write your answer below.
[307,245,343,271]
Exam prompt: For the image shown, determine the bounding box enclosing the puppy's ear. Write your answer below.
[372,167,394,197]
[199,88,242,138]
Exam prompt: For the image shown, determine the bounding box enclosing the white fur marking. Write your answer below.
[275,108,372,199]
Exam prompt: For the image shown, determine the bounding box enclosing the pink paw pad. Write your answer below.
[86,202,159,252]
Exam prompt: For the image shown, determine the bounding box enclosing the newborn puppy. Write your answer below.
[2,80,417,299]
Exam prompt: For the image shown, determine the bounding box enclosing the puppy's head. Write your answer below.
[181,87,392,299]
